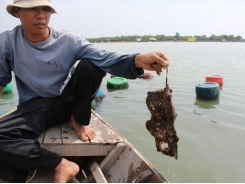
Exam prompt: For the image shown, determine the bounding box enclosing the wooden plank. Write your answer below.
[1,108,123,145]
[105,148,136,183]
[38,131,45,144]
[100,142,126,174]
[121,146,148,168]
[105,144,167,183]
[61,123,90,145]
[132,169,153,183]
[42,125,62,145]
[90,162,108,183]
[92,110,168,183]
[41,144,115,156]
[105,149,153,183]
[61,114,123,145]
[40,112,125,156]
[89,113,124,144]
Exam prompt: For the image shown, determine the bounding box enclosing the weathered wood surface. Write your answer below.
[39,112,124,156]
[90,162,108,183]
[0,108,124,156]
[0,109,168,183]
[94,112,168,183]
[0,109,124,157]
[100,142,126,174]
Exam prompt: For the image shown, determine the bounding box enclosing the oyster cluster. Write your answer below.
[146,84,179,159]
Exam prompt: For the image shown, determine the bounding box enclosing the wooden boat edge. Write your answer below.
[91,109,169,183]
[0,108,169,183]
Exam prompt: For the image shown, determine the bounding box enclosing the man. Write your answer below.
[0,0,169,182]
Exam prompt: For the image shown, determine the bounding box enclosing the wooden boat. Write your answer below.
[0,109,168,183]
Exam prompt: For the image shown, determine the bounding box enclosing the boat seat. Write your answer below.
[39,111,124,157]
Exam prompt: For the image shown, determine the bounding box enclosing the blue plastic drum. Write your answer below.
[195,82,220,99]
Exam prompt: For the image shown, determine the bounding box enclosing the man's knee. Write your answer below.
[75,59,106,79]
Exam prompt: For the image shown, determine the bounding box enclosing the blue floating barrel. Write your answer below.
[195,82,220,99]
[91,99,96,110]
[95,88,103,98]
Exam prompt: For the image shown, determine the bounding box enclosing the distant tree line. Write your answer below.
[87,32,244,43]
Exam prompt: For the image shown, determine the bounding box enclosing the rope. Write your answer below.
[26,169,37,183]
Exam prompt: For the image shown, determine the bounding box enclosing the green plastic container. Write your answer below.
[107,77,129,89]
[3,83,12,94]
[195,82,220,99]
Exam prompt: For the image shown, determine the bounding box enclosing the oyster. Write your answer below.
[146,84,179,159]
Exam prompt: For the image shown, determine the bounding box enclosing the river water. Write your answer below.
[1,42,245,182]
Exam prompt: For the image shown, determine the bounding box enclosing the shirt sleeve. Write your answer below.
[74,36,144,79]
[0,34,12,86]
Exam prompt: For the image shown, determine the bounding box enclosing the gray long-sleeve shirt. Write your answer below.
[0,25,143,104]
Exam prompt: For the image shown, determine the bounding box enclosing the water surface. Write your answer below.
[1,42,245,182]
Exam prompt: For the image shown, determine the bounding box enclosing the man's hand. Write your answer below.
[134,51,169,74]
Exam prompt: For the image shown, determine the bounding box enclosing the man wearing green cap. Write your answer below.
[0,0,169,182]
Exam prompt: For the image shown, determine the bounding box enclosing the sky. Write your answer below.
[0,0,245,38]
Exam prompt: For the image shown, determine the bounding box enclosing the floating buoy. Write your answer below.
[91,99,96,110]
[3,83,12,94]
[195,82,220,99]
[139,73,153,79]
[107,77,129,89]
[205,75,223,89]
[95,88,104,101]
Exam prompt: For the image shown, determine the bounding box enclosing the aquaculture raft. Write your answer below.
[107,77,129,89]
[195,82,220,99]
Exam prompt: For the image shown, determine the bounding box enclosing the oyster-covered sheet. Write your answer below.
[146,84,179,159]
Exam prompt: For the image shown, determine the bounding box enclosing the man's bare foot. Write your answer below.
[69,115,96,141]
[54,158,79,183]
